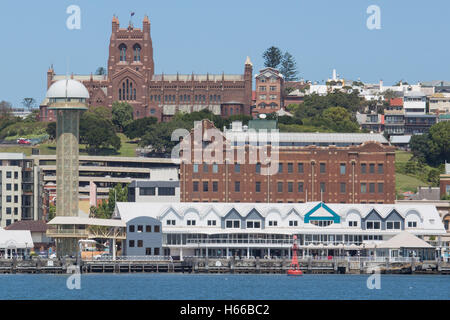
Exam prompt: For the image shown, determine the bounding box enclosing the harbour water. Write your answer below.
[0,274,449,300]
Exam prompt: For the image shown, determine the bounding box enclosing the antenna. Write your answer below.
[66,57,70,101]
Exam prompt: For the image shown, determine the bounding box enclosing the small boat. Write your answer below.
[287,235,303,276]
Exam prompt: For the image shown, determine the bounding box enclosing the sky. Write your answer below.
[1,0,450,108]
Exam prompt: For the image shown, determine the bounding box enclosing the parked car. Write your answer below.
[17,138,31,145]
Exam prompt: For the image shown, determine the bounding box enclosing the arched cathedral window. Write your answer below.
[119,44,127,62]
[133,44,141,62]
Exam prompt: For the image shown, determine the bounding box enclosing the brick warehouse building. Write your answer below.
[179,120,396,204]
[40,16,253,122]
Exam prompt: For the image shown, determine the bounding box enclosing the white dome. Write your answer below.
[46,79,90,99]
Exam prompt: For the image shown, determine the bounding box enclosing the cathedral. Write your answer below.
[40,15,253,122]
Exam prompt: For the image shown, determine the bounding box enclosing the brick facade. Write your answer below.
[40,16,252,122]
[180,120,396,204]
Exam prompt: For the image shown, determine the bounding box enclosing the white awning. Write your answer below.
[0,230,34,249]
[378,231,433,249]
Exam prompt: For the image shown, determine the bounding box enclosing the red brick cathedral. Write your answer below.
[40,15,253,122]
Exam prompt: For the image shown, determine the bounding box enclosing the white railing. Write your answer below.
[84,255,173,262]
[185,239,292,245]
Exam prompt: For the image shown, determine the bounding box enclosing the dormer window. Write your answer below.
[187,220,196,226]
[226,220,240,228]
[246,220,261,229]
[310,220,333,227]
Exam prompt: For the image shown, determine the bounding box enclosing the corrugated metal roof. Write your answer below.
[390,135,411,144]
[129,180,179,188]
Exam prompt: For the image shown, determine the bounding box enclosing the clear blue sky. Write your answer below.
[1,0,450,108]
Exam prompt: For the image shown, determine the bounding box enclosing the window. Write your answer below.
[268,220,278,226]
[226,220,240,228]
[278,163,283,173]
[6,183,11,191]
[140,187,155,196]
[349,221,358,227]
[255,181,261,193]
[203,163,208,173]
[288,182,293,192]
[378,183,384,193]
[14,208,18,215]
[387,221,401,230]
[289,220,298,227]
[235,181,240,192]
[207,220,217,226]
[6,172,11,179]
[369,164,375,174]
[369,183,375,193]
[298,163,304,173]
[133,44,141,62]
[212,181,218,192]
[129,240,135,248]
[340,164,346,175]
[212,163,218,173]
[137,240,143,248]
[158,187,175,196]
[6,208,11,215]
[298,182,304,193]
[366,221,381,229]
[193,164,199,173]
[6,196,11,202]
[287,163,293,173]
[320,163,326,173]
[361,164,367,174]
[119,44,127,61]
[154,226,160,233]
[234,163,240,173]
[378,164,384,174]
[255,163,261,174]
[137,225,143,232]
[277,182,283,193]
[193,181,199,192]
[310,220,333,227]
[361,183,367,193]
[146,225,151,232]
[166,220,176,226]
[320,182,325,193]
[203,181,209,192]
[145,248,152,255]
[408,221,417,228]
[340,183,346,194]
[187,220,196,226]
[246,221,261,229]
[154,248,160,255]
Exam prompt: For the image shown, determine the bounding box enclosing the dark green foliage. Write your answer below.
[410,122,450,167]
[93,183,128,219]
[80,111,121,152]
[263,46,283,69]
[124,116,158,139]
[280,52,298,81]
[111,101,134,132]
[46,122,56,139]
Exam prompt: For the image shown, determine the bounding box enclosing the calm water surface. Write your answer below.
[0,274,448,300]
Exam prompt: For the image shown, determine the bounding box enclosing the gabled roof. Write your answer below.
[5,220,48,233]
[304,202,340,223]
[378,231,433,249]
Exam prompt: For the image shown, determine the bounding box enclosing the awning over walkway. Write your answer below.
[378,231,433,249]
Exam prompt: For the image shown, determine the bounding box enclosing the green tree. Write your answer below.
[111,101,134,132]
[410,122,450,166]
[319,107,360,133]
[46,122,56,139]
[280,52,298,81]
[263,46,283,69]
[0,100,12,118]
[90,106,112,119]
[95,67,106,75]
[47,203,56,221]
[94,183,128,219]
[124,116,158,140]
[22,98,36,111]
[427,168,441,186]
[80,112,121,152]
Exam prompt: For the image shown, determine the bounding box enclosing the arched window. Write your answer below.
[133,44,141,62]
[119,44,127,62]
[120,79,136,101]
[270,103,278,109]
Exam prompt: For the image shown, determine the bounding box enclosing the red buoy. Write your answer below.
[287,235,303,276]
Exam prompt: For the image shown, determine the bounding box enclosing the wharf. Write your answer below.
[1,257,449,275]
